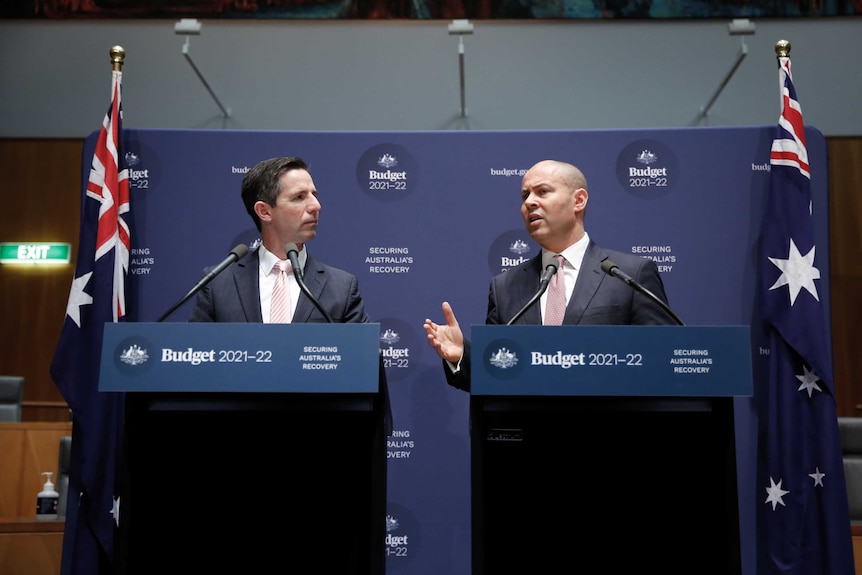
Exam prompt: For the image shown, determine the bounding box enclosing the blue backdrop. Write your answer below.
[99,126,830,575]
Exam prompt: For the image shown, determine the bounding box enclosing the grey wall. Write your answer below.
[1,18,860,138]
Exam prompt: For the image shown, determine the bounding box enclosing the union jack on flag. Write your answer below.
[51,64,130,575]
[755,51,854,574]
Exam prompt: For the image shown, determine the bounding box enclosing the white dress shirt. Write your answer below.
[258,245,306,323]
[540,231,590,321]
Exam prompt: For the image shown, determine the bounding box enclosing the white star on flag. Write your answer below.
[809,467,826,487]
[111,496,120,527]
[796,363,823,398]
[767,238,820,305]
[765,477,790,510]
[66,272,94,328]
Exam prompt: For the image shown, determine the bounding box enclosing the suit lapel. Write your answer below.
[293,255,326,323]
[565,241,606,324]
[510,257,543,325]
[235,252,263,322]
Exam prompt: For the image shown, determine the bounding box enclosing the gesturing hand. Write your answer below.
[423,301,464,364]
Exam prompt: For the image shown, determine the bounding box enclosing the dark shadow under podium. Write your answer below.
[471,396,741,575]
[118,392,387,575]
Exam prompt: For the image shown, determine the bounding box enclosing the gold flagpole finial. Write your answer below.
[775,40,791,59]
[110,46,126,72]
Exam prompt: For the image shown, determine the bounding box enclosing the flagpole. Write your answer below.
[775,39,789,110]
[110,45,125,72]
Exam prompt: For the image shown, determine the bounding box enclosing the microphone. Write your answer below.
[506,262,558,326]
[600,259,685,326]
[285,242,303,281]
[156,244,249,322]
[285,243,333,323]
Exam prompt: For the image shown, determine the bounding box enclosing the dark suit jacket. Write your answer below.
[187,247,393,434]
[445,239,677,391]
[188,248,368,324]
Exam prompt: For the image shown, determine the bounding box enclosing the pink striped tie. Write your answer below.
[271,260,292,323]
[544,254,566,325]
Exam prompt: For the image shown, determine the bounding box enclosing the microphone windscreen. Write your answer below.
[285,242,300,255]
[600,260,616,274]
[230,244,250,260]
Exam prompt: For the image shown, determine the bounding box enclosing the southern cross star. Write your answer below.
[765,477,789,510]
[796,364,823,398]
[809,467,826,487]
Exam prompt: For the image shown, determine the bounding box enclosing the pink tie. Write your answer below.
[544,254,566,325]
[271,260,292,323]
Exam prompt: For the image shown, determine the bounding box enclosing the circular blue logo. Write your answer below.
[356,144,418,202]
[480,337,526,381]
[487,228,537,276]
[615,139,678,198]
[378,317,420,382]
[113,335,154,376]
[385,502,421,570]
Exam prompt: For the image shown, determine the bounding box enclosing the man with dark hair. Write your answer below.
[189,155,367,324]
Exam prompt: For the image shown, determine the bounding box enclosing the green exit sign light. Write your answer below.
[0,242,71,264]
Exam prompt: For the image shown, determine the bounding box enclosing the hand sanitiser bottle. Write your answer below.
[36,472,59,520]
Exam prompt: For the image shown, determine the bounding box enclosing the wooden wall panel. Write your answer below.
[0,140,81,423]
[828,138,862,416]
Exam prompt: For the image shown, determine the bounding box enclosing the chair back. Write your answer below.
[0,375,24,422]
[838,417,862,522]
[57,435,72,518]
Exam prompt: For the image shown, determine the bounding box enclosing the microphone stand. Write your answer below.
[157,284,202,323]
[506,263,557,326]
[293,270,333,323]
[156,244,249,322]
[286,242,333,323]
[624,282,685,326]
[601,260,685,326]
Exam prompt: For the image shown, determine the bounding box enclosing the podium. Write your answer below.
[469,325,752,575]
[100,322,389,575]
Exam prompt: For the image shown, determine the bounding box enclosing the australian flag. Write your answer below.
[755,52,855,573]
[50,65,130,575]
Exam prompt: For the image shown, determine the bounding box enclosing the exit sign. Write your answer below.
[0,242,71,264]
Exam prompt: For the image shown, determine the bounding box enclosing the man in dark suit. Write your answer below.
[185,156,384,575]
[423,159,676,391]
[189,155,367,324]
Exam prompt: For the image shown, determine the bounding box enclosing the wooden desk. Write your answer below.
[852,524,862,574]
[0,518,64,575]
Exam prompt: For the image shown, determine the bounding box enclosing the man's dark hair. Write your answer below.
[241,156,309,232]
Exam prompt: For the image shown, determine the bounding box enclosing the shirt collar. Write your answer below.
[542,231,590,270]
[259,244,307,274]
